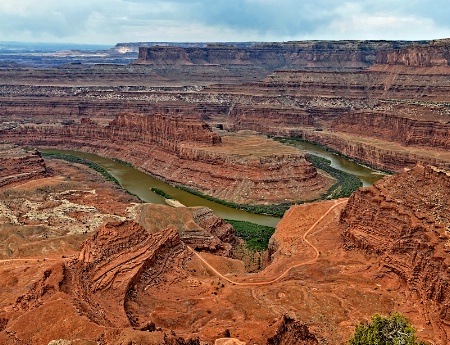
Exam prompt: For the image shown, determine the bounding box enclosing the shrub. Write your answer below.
[349,313,426,345]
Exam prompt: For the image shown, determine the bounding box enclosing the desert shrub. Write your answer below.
[349,313,426,345]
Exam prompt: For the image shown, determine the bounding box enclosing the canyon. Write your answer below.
[2,146,450,343]
[0,113,333,205]
[1,39,450,174]
[1,38,450,344]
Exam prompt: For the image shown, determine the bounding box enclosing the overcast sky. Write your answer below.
[1,0,449,46]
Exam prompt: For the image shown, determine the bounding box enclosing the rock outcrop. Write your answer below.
[135,204,239,256]
[5,220,201,344]
[1,112,332,205]
[376,39,450,67]
[73,221,185,327]
[341,165,450,340]
[0,144,47,187]
[266,315,318,345]
[134,41,427,70]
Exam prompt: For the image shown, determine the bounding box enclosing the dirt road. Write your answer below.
[188,199,347,286]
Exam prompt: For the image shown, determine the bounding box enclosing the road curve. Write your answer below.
[188,199,347,286]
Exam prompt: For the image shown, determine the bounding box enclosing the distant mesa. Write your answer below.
[132,40,430,69]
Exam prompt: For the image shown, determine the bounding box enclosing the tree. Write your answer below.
[349,313,426,345]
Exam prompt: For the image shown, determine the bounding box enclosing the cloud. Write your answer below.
[0,0,448,44]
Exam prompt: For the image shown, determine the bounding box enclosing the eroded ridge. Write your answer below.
[341,164,450,341]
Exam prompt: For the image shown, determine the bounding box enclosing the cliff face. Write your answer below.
[75,221,186,328]
[0,144,47,187]
[332,112,450,150]
[341,165,450,338]
[134,41,425,69]
[1,112,330,205]
[377,39,450,67]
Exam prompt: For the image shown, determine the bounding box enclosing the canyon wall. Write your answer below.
[134,40,426,69]
[2,39,450,174]
[331,111,450,149]
[341,165,450,341]
[0,144,47,187]
[376,39,450,67]
[1,112,331,205]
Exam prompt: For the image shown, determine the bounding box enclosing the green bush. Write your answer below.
[349,313,426,345]
[225,219,275,251]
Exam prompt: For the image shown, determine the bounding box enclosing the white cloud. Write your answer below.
[0,0,448,44]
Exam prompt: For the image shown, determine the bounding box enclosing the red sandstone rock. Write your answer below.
[376,39,450,67]
[0,144,47,187]
[133,41,423,69]
[266,315,319,345]
[341,165,450,341]
[1,112,331,204]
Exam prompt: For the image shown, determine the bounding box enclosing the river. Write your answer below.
[278,139,386,187]
[44,145,385,227]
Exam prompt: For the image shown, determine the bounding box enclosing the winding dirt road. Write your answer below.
[188,199,347,286]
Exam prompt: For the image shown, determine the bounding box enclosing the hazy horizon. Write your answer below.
[0,1,449,46]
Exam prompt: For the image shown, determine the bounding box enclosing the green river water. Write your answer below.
[44,144,385,227]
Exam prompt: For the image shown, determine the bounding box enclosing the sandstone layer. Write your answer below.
[341,164,450,342]
[1,112,333,205]
[0,144,47,187]
[2,40,450,173]
[134,40,426,70]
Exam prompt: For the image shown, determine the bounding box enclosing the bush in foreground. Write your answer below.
[349,313,426,345]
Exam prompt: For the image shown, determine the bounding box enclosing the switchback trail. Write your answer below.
[188,199,347,286]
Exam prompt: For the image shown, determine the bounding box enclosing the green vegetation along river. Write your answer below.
[43,149,281,227]
[275,138,387,187]
[43,143,385,227]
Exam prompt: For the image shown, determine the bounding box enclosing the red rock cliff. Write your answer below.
[341,165,450,342]
[376,39,450,67]
[134,41,425,69]
[1,112,330,205]
[0,144,47,187]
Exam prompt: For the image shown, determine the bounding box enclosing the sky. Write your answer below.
[0,0,449,46]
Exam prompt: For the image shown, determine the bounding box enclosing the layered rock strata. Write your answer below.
[1,112,331,204]
[134,40,426,70]
[74,221,185,327]
[376,39,450,67]
[341,165,450,340]
[0,144,47,187]
[2,40,450,174]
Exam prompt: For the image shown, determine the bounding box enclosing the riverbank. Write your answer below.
[39,137,381,222]
[41,149,281,227]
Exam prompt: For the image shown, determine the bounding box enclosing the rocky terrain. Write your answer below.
[0,112,333,205]
[0,144,47,187]
[2,126,450,344]
[341,164,450,341]
[2,38,450,344]
[1,39,450,173]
